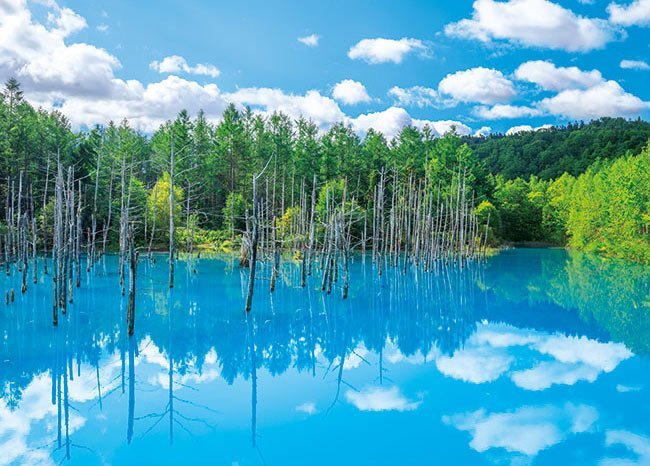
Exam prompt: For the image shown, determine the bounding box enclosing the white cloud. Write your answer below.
[507,61,650,120]
[49,75,227,132]
[388,85,439,108]
[298,34,320,47]
[228,87,345,131]
[445,0,618,52]
[436,346,513,383]
[149,55,220,78]
[443,403,598,457]
[538,80,650,119]
[295,402,317,415]
[332,79,371,105]
[515,60,604,91]
[96,23,109,33]
[438,67,516,105]
[620,59,650,70]
[346,386,422,412]
[511,361,602,390]
[383,338,440,364]
[505,124,552,135]
[615,384,641,393]
[436,322,632,392]
[0,0,128,100]
[0,0,224,131]
[506,124,533,135]
[470,322,540,347]
[350,107,413,138]
[602,430,650,466]
[414,119,472,136]
[341,343,371,370]
[474,104,541,119]
[348,37,427,64]
[349,107,472,139]
[474,126,492,137]
[608,0,650,26]
[511,334,632,390]
[533,335,633,371]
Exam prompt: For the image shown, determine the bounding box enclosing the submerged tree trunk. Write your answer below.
[244,174,259,312]
[169,129,175,289]
[127,227,137,336]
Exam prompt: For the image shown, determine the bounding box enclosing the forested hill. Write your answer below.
[464,118,650,180]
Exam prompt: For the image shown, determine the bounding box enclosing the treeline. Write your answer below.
[0,79,648,261]
[465,117,650,180]
[484,146,650,260]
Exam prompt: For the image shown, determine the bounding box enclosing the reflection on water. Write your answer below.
[1,249,649,465]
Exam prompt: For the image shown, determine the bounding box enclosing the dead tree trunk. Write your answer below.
[127,227,137,336]
[244,173,260,312]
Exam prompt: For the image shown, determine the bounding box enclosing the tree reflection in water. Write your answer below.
[0,250,647,464]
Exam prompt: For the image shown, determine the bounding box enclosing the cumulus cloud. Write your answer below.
[298,34,320,47]
[3,0,471,138]
[608,0,650,26]
[346,386,422,412]
[227,87,345,131]
[474,126,492,137]
[51,75,227,132]
[350,107,413,138]
[602,429,650,466]
[149,55,220,78]
[0,0,128,99]
[0,0,227,130]
[620,59,650,70]
[474,104,541,119]
[332,79,371,105]
[348,37,427,64]
[506,124,535,134]
[505,60,649,121]
[533,335,633,371]
[443,403,598,457]
[538,80,650,119]
[349,107,472,139]
[435,321,632,391]
[444,0,618,52]
[511,360,603,390]
[413,119,473,136]
[436,346,513,383]
[388,85,439,108]
[438,67,516,105]
[515,60,604,91]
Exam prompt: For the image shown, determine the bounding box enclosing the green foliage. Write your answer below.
[0,79,648,261]
[147,172,184,242]
[221,192,247,235]
[492,176,544,242]
[565,147,650,261]
[177,222,229,250]
[316,179,348,218]
[485,250,650,354]
[466,117,650,179]
[427,133,483,189]
[475,200,499,245]
[543,173,575,244]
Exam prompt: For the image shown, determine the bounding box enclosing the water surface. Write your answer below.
[1,249,649,465]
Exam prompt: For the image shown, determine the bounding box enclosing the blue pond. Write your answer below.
[1,249,649,466]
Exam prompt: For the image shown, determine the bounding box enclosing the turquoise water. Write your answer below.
[1,249,649,466]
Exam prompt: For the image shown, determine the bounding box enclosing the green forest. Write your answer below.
[1,79,649,261]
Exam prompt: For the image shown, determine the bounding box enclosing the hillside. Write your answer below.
[464,118,650,180]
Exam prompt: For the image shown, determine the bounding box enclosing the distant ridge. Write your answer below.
[464,117,650,180]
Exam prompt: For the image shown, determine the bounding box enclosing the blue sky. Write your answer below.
[1,0,649,136]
